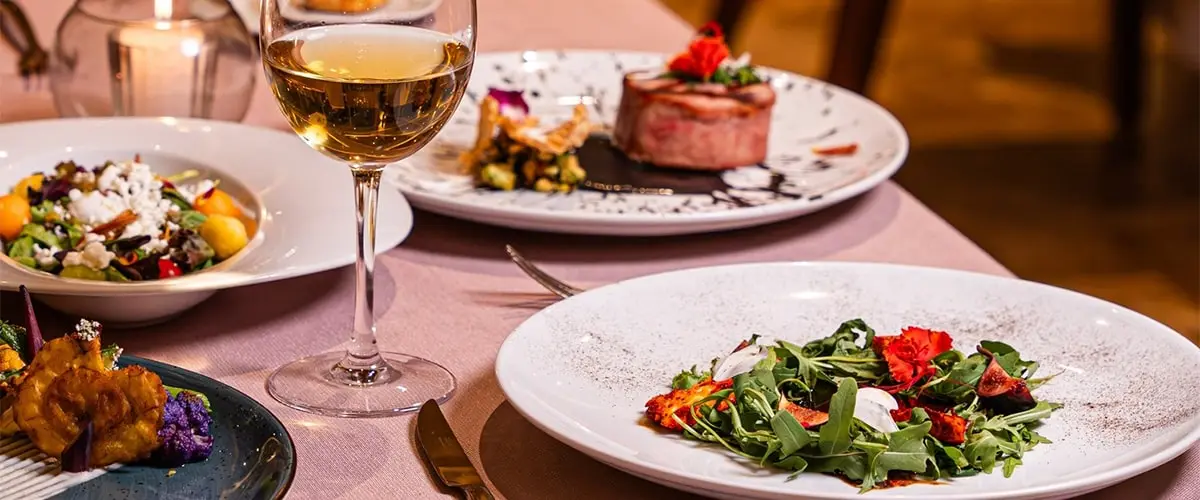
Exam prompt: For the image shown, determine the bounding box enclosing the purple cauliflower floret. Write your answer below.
[150,391,213,466]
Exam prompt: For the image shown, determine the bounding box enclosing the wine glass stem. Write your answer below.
[340,166,387,380]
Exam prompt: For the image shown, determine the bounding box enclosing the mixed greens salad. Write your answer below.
[0,158,255,281]
[644,320,1060,492]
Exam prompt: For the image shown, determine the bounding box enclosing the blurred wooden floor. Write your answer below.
[661,0,1199,341]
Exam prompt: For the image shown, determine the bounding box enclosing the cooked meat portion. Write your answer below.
[613,73,776,170]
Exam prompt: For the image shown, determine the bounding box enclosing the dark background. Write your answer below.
[663,0,1200,342]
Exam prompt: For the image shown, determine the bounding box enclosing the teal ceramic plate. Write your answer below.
[52,356,296,499]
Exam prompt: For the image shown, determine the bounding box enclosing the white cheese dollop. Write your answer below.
[712,345,769,381]
[853,387,900,434]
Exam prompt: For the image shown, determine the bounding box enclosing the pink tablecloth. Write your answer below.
[0,0,1195,498]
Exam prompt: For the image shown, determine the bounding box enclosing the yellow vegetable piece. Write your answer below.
[193,189,242,218]
[0,194,31,241]
[60,265,106,281]
[199,214,249,260]
[12,174,44,200]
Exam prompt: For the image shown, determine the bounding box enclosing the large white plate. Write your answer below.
[390,51,908,236]
[495,262,1200,500]
[0,118,412,323]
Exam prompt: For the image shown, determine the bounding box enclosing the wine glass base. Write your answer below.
[266,351,456,418]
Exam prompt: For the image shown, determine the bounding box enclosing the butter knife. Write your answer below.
[416,400,495,500]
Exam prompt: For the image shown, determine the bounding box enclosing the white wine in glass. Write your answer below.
[260,1,475,417]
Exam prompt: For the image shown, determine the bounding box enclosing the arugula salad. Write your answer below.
[0,158,256,281]
[644,320,1060,492]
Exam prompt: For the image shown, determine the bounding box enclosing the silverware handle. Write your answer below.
[461,485,495,500]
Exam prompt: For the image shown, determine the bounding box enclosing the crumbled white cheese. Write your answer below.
[176,179,215,205]
[33,244,60,268]
[73,318,102,341]
[67,161,176,253]
[67,189,126,226]
[62,241,116,271]
[84,232,105,244]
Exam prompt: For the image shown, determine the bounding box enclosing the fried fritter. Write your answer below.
[14,336,107,448]
[0,393,18,437]
[15,334,108,452]
[645,378,734,431]
[96,366,167,465]
[18,366,165,467]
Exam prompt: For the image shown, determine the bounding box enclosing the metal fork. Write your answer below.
[504,245,584,299]
[0,0,49,90]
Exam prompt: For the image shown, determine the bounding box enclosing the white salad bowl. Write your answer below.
[0,117,413,326]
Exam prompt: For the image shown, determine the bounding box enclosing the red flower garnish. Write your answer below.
[698,21,724,38]
[667,22,731,81]
[872,327,953,393]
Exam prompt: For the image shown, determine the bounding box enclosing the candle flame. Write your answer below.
[154,0,172,20]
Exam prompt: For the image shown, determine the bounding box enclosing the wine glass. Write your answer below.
[259,0,475,417]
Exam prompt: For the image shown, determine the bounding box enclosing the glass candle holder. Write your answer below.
[51,0,256,121]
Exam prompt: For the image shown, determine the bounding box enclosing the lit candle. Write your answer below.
[109,0,212,117]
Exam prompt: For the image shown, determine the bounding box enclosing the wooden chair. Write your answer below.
[711,0,1146,140]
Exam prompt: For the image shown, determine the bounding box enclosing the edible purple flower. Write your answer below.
[487,88,529,119]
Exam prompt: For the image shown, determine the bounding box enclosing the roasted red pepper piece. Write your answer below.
[157,259,183,279]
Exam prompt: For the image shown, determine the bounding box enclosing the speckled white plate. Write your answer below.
[0,117,412,326]
[495,262,1200,500]
[389,50,908,236]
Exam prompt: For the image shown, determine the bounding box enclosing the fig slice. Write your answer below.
[976,346,1037,414]
[781,400,830,428]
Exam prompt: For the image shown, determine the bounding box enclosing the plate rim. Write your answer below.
[495,261,1200,500]
[111,354,297,500]
[0,116,414,296]
[392,49,910,235]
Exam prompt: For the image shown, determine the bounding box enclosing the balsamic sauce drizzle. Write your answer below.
[577,136,808,208]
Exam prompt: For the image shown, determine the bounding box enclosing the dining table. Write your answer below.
[0,0,1196,498]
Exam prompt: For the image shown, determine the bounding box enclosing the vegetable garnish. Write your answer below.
[663,21,764,86]
[643,320,1061,492]
[460,88,593,193]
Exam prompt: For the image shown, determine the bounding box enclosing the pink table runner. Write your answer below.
[0,0,1195,498]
